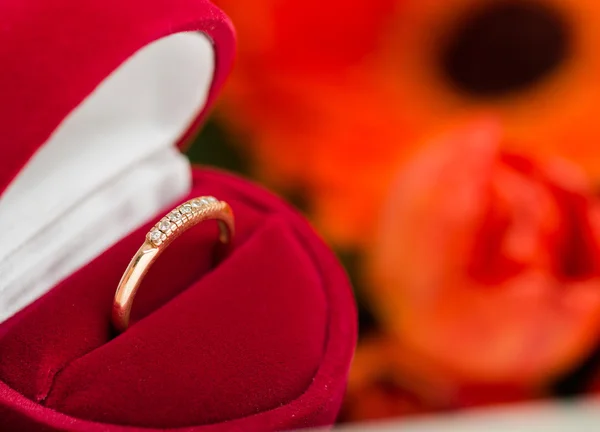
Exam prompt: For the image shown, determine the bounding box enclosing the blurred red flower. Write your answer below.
[342,335,457,422]
[342,334,535,422]
[213,0,600,248]
[368,120,600,386]
[212,0,399,246]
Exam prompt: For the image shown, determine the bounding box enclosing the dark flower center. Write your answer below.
[439,0,570,97]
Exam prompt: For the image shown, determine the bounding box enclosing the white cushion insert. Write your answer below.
[0,32,214,322]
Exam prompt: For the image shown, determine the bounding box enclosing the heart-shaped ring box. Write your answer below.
[0,1,357,430]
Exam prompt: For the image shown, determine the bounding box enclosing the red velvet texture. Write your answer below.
[0,169,357,430]
[0,0,235,192]
[0,0,357,429]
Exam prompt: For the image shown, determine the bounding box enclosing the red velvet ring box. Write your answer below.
[0,1,357,430]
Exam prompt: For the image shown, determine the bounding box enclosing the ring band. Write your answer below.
[112,196,234,333]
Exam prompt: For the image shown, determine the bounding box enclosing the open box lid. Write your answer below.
[0,0,235,321]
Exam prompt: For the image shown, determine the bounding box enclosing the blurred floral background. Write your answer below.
[187,0,600,423]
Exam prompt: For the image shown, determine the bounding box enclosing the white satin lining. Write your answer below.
[0,32,215,322]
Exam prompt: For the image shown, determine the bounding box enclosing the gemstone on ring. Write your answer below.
[169,211,182,222]
[149,228,162,243]
[158,220,172,232]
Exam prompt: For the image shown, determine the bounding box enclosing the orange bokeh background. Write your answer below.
[188,0,600,422]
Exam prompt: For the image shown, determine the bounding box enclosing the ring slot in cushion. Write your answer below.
[0,169,353,430]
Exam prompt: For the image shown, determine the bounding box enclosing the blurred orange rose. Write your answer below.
[368,120,600,387]
[214,0,600,247]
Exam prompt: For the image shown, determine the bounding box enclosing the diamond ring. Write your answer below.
[112,196,234,333]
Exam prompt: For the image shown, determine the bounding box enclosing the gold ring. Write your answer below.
[112,196,234,333]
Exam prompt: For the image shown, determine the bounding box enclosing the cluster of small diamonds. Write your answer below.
[147,196,219,246]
